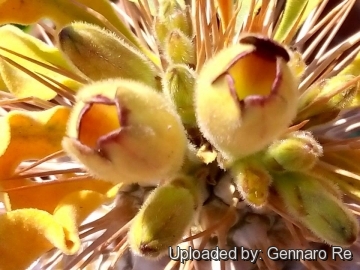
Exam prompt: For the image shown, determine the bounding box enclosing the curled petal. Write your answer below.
[52,190,108,254]
[0,209,62,270]
[0,189,111,270]
[0,106,70,179]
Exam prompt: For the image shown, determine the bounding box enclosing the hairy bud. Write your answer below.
[231,159,272,208]
[263,131,323,172]
[128,175,202,258]
[274,172,359,246]
[163,64,196,127]
[58,22,158,89]
[195,35,298,161]
[62,79,187,185]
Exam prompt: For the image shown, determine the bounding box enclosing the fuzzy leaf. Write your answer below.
[0,106,70,179]
[0,25,81,100]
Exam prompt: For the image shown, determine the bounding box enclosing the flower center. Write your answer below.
[78,97,121,148]
[229,52,277,101]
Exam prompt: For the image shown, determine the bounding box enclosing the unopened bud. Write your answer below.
[58,22,158,89]
[274,172,358,246]
[288,49,306,79]
[62,79,187,185]
[263,131,323,172]
[154,1,192,47]
[195,35,298,161]
[128,175,201,258]
[231,159,272,208]
[163,64,196,127]
[164,30,195,65]
[297,74,358,122]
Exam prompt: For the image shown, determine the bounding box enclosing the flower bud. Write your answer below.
[162,64,196,127]
[194,35,298,161]
[274,172,358,246]
[288,50,306,79]
[154,1,193,47]
[58,22,158,89]
[263,131,323,172]
[231,159,272,208]
[297,74,358,122]
[62,79,187,185]
[128,175,201,258]
[164,30,195,65]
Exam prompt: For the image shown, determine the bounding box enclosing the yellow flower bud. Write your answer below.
[164,29,195,65]
[128,175,201,258]
[154,1,193,47]
[62,79,187,185]
[263,131,323,172]
[58,22,158,89]
[195,35,298,161]
[163,64,196,127]
[297,74,358,123]
[231,159,272,208]
[274,172,359,246]
[288,49,306,79]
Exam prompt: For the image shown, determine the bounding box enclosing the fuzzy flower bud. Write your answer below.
[297,74,358,123]
[195,35,298,161]
[163,64,196,127]
[231,159,272,208]
[164,29,195,65]
[128,175,202,258]
[263,131,323,172]
[62,79,187,185]
[154,1,192,47]
[288,50,306,79]
[274,172,359,246]
[58,22,158,89]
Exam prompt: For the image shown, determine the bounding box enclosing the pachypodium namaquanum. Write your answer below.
[1,0,360,270]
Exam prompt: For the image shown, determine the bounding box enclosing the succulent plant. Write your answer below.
[1,0,360,270]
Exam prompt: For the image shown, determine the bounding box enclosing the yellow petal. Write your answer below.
[0,0,138,48]
[0,189,109,269]
[53,190,108,254]
[0,25,81,100]
[0,209,70,270]
[3,178,113,212]
[0,106,70,179]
